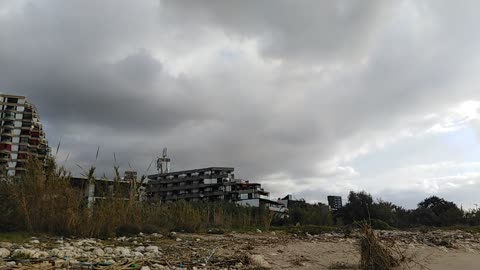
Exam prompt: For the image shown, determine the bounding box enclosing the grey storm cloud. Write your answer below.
[161,0,392,63]
[1,0,480,204]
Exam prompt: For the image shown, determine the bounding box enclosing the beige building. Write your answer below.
[0,93,50,176]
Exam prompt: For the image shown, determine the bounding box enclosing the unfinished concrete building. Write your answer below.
[0,94,50,176]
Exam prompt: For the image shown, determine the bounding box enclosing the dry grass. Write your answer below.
[360,224,400,270]
[0,158,273,238]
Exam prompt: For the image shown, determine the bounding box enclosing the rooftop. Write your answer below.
[148,167,234,179]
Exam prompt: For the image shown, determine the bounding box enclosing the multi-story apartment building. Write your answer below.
[146,167,287,215]
[327,195,343,211]
[0,94,50,176]
[146,167,238,202]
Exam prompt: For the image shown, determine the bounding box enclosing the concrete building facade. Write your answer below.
[146,167,287,214]
[0,94,49,176]
[327,195,343,211]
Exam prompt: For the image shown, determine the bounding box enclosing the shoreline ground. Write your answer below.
[1,229,480,269]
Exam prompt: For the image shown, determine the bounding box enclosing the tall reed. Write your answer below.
[0,158,273,238]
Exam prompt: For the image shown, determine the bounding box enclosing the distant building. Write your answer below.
[0,93,50,176]
[124,171,138,182]
[146,167,287,215]
[327,195,343,211]
[70,176,134,207]
[278,194,306,208]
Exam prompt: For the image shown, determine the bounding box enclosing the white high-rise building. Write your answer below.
[0,93,50,176]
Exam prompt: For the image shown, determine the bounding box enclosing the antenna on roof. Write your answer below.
[157,147,171,174]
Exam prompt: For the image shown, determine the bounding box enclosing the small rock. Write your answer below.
[30,239,40,244]
[176,238,182,242]
[135,246,146,252]
[249,254,271,269]
[0,242,13,249]
[33,251,49,258]
[145,246,159,253]
[0,248,11,258]
[93,248,105,257]
[140,266,150,270]
[13,248,36,259]
[438,246,449,253]
[54,259,65,267]
[256,229,262,233]
[114,247,131,257]
[133,251,144,258]
[144,252,158,257]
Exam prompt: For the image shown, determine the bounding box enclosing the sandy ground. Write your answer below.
[252,234,480,270]
[2,230,480,269]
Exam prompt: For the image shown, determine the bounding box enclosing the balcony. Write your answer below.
[0,144,12,152]
[1,129,13,136]
[4,106,16,112]
[1,113,15,120]
[0,137,12,143]
[21,123,32,129]
[2,121,14,128]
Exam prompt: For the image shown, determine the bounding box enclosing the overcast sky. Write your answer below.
[1,0,480,208]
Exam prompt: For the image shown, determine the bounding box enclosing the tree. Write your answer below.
[414,196,463,226]
[286,201,333,226]
[339,191,374,224]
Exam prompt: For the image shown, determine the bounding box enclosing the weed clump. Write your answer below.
[360,224,399,270]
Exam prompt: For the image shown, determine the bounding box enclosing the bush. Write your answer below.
[115,224,141,236]
[141,224,161,234]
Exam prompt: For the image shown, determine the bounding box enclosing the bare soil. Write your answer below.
[2,230,480,269]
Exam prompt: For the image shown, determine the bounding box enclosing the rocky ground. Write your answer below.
[1,229,480,269]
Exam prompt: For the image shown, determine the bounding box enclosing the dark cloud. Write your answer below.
[161,0,393,63]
